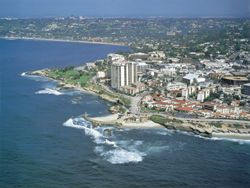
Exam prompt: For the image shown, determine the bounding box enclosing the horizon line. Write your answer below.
[1,15,249,20]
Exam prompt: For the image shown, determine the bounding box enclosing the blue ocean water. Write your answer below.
[1,39,250,188]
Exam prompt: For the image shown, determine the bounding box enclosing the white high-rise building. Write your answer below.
[111,61,138,90]
[127,62,137,85]
[111,61,126,89]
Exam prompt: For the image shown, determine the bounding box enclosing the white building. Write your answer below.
[182,86,199,99]
[96,71,106,79]
[197,91,205,102]
[167,82,187,91]
[160,67,176,77]
[182,89,189,100]
[136,62,150,74]
[188,86,197,95]
[85,62,96,70]
[111,61,126,89]
[204,89,210,98]
[183,73,205,85]
[197,89,210,102]
[127,62,137,85]
[111,61,138,90]
[107,53,125,64]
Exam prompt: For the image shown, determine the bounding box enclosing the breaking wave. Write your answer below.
[210,137,250,145]
[21,72,26,76]
[63,117,146,164]
[21,72,49,82]
[191,133,250,145]
[171,129,250,145]
[35,88,63,96]
[100,148,144,164]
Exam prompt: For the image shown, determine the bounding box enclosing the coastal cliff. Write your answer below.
[149,115,250,138]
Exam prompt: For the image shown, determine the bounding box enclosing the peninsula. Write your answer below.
[27,49,250,139]
[14,17,249,139]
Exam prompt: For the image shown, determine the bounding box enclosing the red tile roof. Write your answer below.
[176,106,194,112]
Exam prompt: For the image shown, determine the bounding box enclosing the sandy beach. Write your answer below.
[122,121,164,128]
[86,113,164,129]
[90,114,119,122]
[0,36,127,46]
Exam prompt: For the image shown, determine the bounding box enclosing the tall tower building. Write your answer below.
[111,61,126,89]
[127,62,138,85]
[111,61,138,90]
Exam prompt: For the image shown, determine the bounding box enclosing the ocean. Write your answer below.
[0,39,250,188]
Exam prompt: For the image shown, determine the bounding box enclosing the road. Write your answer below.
[130,91,151,114]
[130,96,141,114]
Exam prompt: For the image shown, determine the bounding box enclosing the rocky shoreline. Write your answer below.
[28,69,121,105]
[27,69,250,140]
[149,115,250,138]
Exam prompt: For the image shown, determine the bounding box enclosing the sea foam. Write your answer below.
[210,137,250,145]
[35,88,63,96]
[101,148,144,164]
[21,72,26,76]
[63,117,146,164]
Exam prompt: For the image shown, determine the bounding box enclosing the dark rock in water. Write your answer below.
[103,128,113,137]
[57,83,74,90]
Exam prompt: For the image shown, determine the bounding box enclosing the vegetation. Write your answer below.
[209,122,223,128]
[150,115,183,125]
[47,67,93,87]
[204,92,221,102]
[1,18,249,58]
[140,106,159,113]
[45,66,131,108]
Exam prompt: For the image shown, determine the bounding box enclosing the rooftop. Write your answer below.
[183,73,199,80]
[222,76,248,81]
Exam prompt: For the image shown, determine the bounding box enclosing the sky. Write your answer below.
[0,0,249,18]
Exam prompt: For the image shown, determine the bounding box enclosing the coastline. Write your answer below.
[25,69,250,141]
[86,113,250,140]
[23,71,99,96]
[0,36,127,46]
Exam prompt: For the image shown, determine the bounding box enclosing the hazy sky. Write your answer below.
[0,0,249,18]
